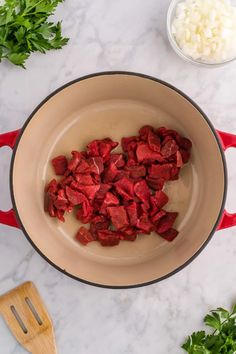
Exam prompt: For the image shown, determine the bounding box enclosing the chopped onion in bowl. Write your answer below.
[171,0,236,64]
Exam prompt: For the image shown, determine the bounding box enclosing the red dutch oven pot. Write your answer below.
[0,72,235,288]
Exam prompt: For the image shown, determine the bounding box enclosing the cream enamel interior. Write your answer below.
[12,74,225,287]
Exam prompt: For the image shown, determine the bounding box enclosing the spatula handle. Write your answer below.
[32,346,57,354]
[32,348,57,354]
[26,329,58,354]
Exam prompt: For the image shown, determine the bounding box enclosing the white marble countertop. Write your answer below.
[1,0,236,353]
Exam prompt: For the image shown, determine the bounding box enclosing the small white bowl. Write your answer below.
[167,0,236,67]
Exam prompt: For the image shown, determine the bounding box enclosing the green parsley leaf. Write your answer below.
[204,314,222,331]
[15,26,26,42]
[232,304,236,314]
[0,0,68,67]
[182,331,206,352]
[37,23,53,38]
[182,304,236,353]
[7,52,29,67]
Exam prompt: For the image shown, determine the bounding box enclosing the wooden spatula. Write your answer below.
[0,281,57,354]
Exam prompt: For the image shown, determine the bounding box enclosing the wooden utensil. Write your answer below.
[0,281,57,354]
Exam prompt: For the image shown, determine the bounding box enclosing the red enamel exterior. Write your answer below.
[217,130,236,230]
[0,130,20,228]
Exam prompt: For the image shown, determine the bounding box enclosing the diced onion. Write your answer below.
[171,0,236,63]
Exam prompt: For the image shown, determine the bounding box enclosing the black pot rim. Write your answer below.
[9,71,228,289]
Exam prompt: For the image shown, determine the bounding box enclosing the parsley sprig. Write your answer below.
[182,305,236,353]
[0,0,69,67]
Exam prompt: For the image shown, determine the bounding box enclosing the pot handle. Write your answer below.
[0,130,21,228]
[217,130,236,230]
